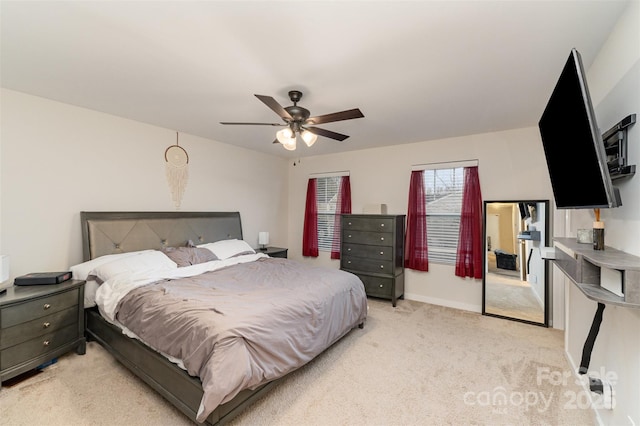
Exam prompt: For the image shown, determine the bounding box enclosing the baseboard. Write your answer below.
[404,292,481,313]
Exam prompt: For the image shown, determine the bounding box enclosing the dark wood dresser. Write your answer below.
[0,280,86,388]
[340,214,405,306]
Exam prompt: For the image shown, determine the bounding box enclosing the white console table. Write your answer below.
[553,237,640,309]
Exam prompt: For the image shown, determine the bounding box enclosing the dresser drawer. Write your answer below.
[1,289,79,329]
[342,256,394,274]
[0,324,78,370]
[0,306,78,350]
[342,243,393,260]
[358,275,393,298]
[342,230,393,246]
[343,217,395,232]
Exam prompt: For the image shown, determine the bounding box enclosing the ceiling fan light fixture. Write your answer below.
[276,127,295,144]
[282,137,297,151]
[221,90,364,150]
[301,130,318,147]
[277,127,297,150]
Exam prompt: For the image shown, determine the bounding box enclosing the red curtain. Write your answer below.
[405,170,429,271]
[302,178,319,257]
[331,176,352,259]
[455,166,483,278]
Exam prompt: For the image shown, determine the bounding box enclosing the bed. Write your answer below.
[79,211,367,425]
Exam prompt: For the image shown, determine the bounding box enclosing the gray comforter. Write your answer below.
[114,257,367,422]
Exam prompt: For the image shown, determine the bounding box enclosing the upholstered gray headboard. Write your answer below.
[81,211,243,261]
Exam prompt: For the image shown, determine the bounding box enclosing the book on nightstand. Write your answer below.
[14,271,72,286]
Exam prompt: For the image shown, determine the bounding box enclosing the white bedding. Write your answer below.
[95,252,268,323]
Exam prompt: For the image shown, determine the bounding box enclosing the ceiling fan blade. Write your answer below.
[255,95,293,121]
[305,126,350,141]
[306,108,364,125]
[220,122,284,126]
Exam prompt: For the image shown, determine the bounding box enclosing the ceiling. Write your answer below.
[0,1,629,159]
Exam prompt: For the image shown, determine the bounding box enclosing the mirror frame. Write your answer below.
[482,199,550,327]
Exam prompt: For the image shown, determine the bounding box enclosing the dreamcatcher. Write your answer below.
[165,132,189,209]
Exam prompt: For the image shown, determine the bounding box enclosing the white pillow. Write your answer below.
[198,239,255,260]
[90,250,177,283]
[83,278,100,308]
[70,250,154,281]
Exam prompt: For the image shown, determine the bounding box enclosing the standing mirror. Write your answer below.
[482,200,550,326]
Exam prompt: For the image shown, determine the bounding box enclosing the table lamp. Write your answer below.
[258,232,269,251]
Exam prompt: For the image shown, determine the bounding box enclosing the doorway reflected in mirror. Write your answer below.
[483,200,549,326]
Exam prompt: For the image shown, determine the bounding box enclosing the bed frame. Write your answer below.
[81,211,281,425]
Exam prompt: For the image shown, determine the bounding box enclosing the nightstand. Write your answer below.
[259,247,288,258]
[0,280,86,388]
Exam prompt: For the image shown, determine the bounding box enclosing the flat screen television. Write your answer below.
[538,48,622,209]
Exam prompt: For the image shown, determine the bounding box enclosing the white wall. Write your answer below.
[560,1,640,424]
[525,201,547,307]
[287,126,555,314]
[0,89,288,279]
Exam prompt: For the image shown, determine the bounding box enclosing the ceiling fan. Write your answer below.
[220,90,364,150]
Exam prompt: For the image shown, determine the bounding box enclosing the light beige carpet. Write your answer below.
[485,272,545,324]
[0,299,596,425]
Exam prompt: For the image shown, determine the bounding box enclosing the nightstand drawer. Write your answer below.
[358,275,393,298]
[1,289,79,329]
[341,256,394,274]
[342,243,393,260]
[343,217,395,232]
[342,230,393,246]
[1,324,78,370]
[1,306,78,350]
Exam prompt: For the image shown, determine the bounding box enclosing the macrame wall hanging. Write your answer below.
[165,132,189,209]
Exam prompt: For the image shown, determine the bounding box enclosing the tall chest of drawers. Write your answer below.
[340,214,405,307]
[0,280,86,388]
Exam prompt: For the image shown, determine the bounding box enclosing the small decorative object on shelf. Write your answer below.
[593,209,605,251]
[593,223,605,250]
[577,229,593,244]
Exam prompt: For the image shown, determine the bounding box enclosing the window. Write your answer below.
[316,176,342,252]
[423,167,464,264]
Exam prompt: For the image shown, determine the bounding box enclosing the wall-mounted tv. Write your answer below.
[538,48,622,209]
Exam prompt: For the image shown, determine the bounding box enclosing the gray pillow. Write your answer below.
[161,246,218,267]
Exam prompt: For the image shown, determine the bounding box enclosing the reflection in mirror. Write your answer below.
[482,200,549,326]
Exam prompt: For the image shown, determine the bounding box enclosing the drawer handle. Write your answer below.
[43,303,51,310]
[348,222,352,225]
[379,284,384,288]
[380,265,384,269]
[348,248,351,251]
[380,251,384,255]
[380,223,385,227]
[43,340,50,346]
[348,261,351,264]
[380,237,385,241]
[43,322,51,328]
[348,235,352,238]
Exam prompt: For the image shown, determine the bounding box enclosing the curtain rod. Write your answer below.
[309,170,350,178]
[411,159,478,171]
